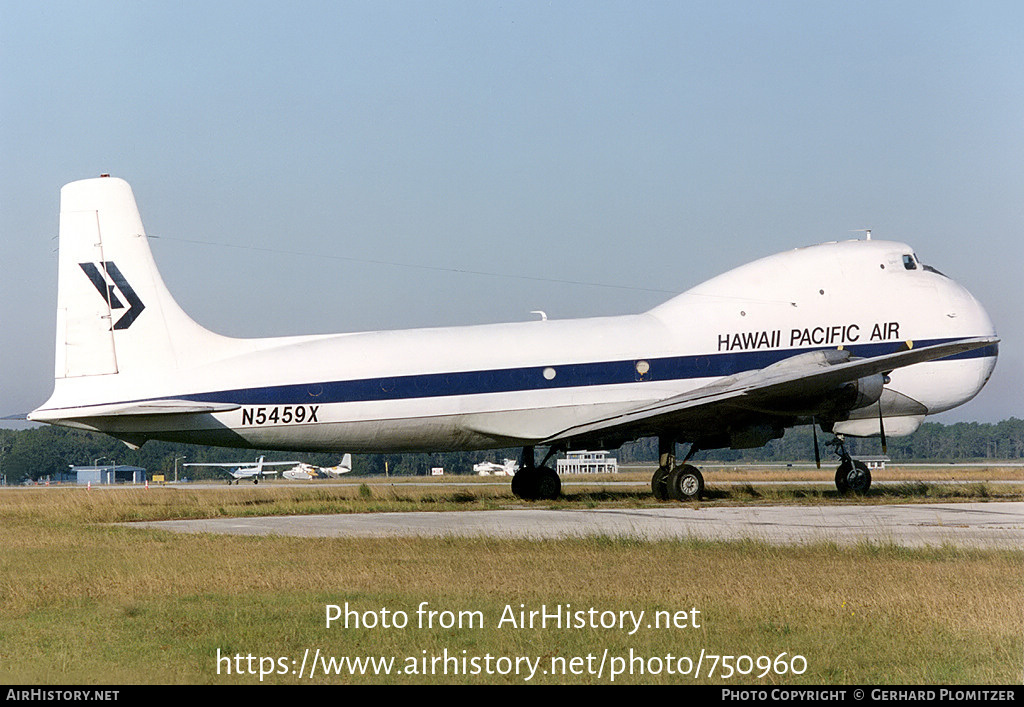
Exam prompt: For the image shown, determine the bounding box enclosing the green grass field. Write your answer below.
[1,478,1021,684]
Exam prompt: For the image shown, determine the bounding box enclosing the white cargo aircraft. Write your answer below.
[182,456,297,485]
[29,176,998,500]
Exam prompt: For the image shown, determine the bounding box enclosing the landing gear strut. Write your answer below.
[826,435,871,494]
[511,446,561,500]
[652,438,704,501]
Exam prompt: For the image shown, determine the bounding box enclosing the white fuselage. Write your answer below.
[33,238,997,452]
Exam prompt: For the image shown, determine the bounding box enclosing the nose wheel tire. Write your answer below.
[835,459,871,495]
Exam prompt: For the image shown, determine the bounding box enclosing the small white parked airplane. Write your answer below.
[182,455,298,484]
[281,463,317,481]
[320,453,353,477]
[282,454,353,480]
[29,177,999,500]
[473,458,520,476]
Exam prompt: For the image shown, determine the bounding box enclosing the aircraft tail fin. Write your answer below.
[51,176,230,380]
[322,454,352,476]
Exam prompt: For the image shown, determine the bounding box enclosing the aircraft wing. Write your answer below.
[183,462,250,468]
[542,336,998,447]
[239,461,301,466]
[183,461,300,467]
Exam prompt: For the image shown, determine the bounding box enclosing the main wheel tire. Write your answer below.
[536,466,561,500]
[836,459,871,495]
[666,464,704,501]
[511,466,561,500]
[651,465,671,500]
[511,468,536,500]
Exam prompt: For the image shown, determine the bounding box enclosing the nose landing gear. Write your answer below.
[826,436,872,495]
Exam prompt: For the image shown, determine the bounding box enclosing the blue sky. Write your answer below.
[2,1,1022,424]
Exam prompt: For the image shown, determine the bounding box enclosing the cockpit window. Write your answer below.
[902,254,917,270]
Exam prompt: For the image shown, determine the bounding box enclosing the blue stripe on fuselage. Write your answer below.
[172,338,997,408]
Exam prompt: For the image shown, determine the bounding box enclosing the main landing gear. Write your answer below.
[825,435,871,495]
[651,438,705,501]
[511,446,561,500]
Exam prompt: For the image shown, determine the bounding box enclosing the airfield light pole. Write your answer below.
[174,456,186,483]
[92,457,112,485]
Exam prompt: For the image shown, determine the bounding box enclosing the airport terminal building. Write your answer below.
[556,451,618,475]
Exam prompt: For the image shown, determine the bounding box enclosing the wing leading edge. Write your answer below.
[541,336,999,448]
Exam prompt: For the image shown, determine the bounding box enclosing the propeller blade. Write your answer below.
[878,402,888,454]
[812,417,821,469]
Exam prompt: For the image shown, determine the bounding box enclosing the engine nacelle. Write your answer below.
[835,372,886,412]
[833,413,925,438]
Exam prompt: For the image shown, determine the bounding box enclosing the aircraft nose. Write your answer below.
[937,269,997,338]
[938,273,998,402]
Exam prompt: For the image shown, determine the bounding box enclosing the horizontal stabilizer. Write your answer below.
[31,400,240,420]
[94,400,242,416]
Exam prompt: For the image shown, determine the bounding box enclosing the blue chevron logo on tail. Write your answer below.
[79,261,145,330]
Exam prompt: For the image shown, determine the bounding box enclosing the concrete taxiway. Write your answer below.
[131,501,1024,549]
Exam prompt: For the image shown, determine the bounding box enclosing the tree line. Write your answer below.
[2,418,1023,483]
